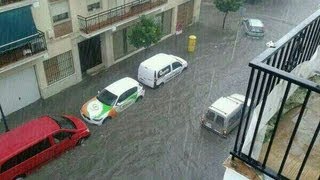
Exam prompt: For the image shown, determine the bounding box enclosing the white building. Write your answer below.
[0,0,201,116]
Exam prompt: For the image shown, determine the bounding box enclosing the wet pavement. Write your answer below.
[2,0,320,179]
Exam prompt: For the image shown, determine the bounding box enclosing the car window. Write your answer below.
[215,115,225,128]
[118,87,137,103]
[53,131,74,143]
[0,138,51,173]
[50,115,76,129]
[172,62,182,70]
[205,110,215,121]
[158,65,171,78]
[97,89,118,106]
[229,107,242,125]
[127,87,137,97]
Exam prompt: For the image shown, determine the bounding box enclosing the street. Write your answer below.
[2,0,319,179]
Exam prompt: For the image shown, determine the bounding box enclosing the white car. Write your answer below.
[200,94,251,137]
[138,53,188,88]
[242,18,264,38]
[80,77,145,125]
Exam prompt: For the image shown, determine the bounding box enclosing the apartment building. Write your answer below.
[0,0,201,116]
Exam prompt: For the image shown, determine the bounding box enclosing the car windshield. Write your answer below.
[97,89,118,106]
[251,26,263,33]
[51,115,76,129]
[205,110,215,121]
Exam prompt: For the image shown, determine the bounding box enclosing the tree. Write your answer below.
[214,0,243,29]
[128,15,162,58]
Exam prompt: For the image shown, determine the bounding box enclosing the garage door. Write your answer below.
[177,0,194,28]
[0,67,40,116]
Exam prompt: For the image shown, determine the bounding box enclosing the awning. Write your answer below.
[0,6,38,53]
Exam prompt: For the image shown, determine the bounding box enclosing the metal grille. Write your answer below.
[231,9,320,180]
[78,0,167,34]
[43,51,75,85]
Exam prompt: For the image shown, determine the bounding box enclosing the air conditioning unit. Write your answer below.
[47,29,55,39]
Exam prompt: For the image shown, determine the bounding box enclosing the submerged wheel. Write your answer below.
[77,138,85,146]
[102,116,111,124]
[136,96,143,102]
[158,83,164,88]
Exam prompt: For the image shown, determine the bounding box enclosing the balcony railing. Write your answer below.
[78,0,167,34]
[0,31,47,69]
[231,9,320,180]
[0,0,24,6]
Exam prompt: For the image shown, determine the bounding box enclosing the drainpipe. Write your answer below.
[0,104,9,132]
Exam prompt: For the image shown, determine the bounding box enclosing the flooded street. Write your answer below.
[1,0,319,179]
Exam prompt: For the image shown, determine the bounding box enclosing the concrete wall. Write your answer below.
[242,46,320,159]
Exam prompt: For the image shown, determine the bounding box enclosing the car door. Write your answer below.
[157,65,171,84]
[52,131,75,156]
[116,87,137,112]
[171,61,183,78]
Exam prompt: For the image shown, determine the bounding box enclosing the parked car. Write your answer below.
[80,77,145,125]
[200,94,250,137]
[0,115,90,180]
[138,53,188,88]
[242,18,264,38]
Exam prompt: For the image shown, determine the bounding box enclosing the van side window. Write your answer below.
[53,131,73,143]
[158,65,171,78]
[229,107,242,125]
[1,138,51,173]
[172,62,182,70]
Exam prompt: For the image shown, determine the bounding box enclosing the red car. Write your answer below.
[0,115,90,180]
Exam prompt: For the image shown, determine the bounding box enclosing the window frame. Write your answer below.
[53,131,74,144]
[157,65,171,78]
[87,0,102,13]
[49,0,71,25]
[0,138,51,173]
[172,62,182,70]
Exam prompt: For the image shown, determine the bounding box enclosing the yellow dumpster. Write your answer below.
[188,35,197,53]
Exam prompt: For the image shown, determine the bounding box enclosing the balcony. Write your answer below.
[228,9,320,180]
[0,0,23,6]
[78,0,167,34]
[0,31,47,69]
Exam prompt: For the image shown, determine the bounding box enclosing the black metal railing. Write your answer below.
[231,9,320,180]
[0,31,47,68]
[78,0,167,34]
[0,0,24,6]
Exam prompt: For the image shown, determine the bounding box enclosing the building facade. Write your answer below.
[0,0,201,116]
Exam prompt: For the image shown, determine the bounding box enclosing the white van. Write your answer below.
[200,94,251,137]
[138,53,188,88]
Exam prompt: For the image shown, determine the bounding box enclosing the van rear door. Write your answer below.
[138,64,155,88]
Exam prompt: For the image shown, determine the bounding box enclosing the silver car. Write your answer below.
[242,18,264,38]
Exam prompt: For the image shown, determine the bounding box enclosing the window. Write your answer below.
[50,1,70,24]
[53,131,73,143]
[205,111,215,121]
[118,92,128,103]
[44,51,75,85]
[155,9,172,36]
[215,115,225,128]
[229,107,242,126]
[158,65,171,78]
[87,0,101,12]
[0,139,51,173]
[126,87,137,97]
[50,115,76,129]
[113,27,137,60]
[172,62,182,70]
[97,89,118,106]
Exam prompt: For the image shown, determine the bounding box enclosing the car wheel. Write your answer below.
[77,138,85,146]
[15,174,26,180]
[102,116,111,124]
[136,96,143,102]
[158,83,164,88]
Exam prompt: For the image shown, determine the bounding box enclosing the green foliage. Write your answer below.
[214,0,243,13]
[128,15,162,49]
